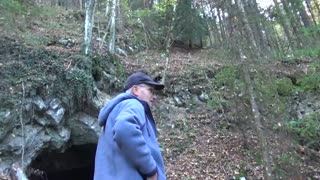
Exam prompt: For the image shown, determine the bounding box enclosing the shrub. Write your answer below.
[208,66,243,109]
[285,112,320,150]
[273,151,301,179]
[297,72,320,93]
[0,0,25,13]
[276,77,295,96]
[214,66,239,89]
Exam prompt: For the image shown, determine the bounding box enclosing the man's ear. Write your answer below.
[131,85,139,96]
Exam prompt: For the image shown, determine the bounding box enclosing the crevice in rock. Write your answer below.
[28,144,96,180]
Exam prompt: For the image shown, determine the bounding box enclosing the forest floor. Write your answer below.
[1,7,320,180]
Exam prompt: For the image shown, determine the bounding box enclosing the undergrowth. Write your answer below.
[0,46,94,109]
[285,112,320,150]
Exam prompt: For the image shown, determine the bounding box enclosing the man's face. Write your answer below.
[133,84,156,107]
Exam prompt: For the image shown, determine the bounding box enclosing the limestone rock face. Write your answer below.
[0,110,17,141]
[46,98,65,126]
[291,93,320,120]
[67,112,101,145]
[0,89,111,172]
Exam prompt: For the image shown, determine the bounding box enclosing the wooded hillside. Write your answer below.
[0,0,319,179]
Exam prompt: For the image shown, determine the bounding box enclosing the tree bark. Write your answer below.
[305,0,317,26]
[199,0,218,47]
[271,23,283,56]
[297,1,311,28]
[259,16,274,56]
[161,0,177,85]
[272,0,294,51]
[225,0,235,46]
[109,0,117,54]
[247,0,268,55]
[217,7,226,46]
[116,0,124,32]
[84,0,96,55]
[240,50,273,180]
[312,0,320,20]
[210,4,221,46]
[235,0,260,57]
[280,0,303,48]
[231,1,273,176]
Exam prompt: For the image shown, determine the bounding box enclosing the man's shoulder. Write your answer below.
[110,93,145,116]
[116,98,146,124]
[117,98,144,111]
[110,93,140,107]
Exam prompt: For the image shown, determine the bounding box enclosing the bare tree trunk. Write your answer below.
[225,0,235,47]
[116,0,123,32]
[208,3,222,46]
[271,23,284,55]
[97,0,112,53]
[217,7,226,46]
[305,0,317,26]
[272,0,294,51]
[210,4,221,46]
[84,0,96,55]
[20,82,25,170]
[297,1,311,28]
[161,0,177,85]
[235,0,260,57]
[232,0,273,178]
[240,50,273,180]
[200,0,217,47]
[260,18,274,56]
[109,0,117,54]
[247,0,268,55]
[105,0,110,15]
[207,21,214,47]
[280,0,303,48]
[312,0,320,20]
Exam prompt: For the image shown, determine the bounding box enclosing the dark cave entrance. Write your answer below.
[28,144,96,180]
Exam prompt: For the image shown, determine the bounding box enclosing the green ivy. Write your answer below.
[65,68,93,98]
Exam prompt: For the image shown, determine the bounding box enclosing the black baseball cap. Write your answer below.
[123,72,164,92]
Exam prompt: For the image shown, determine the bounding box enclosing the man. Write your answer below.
[94,72,166,180]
